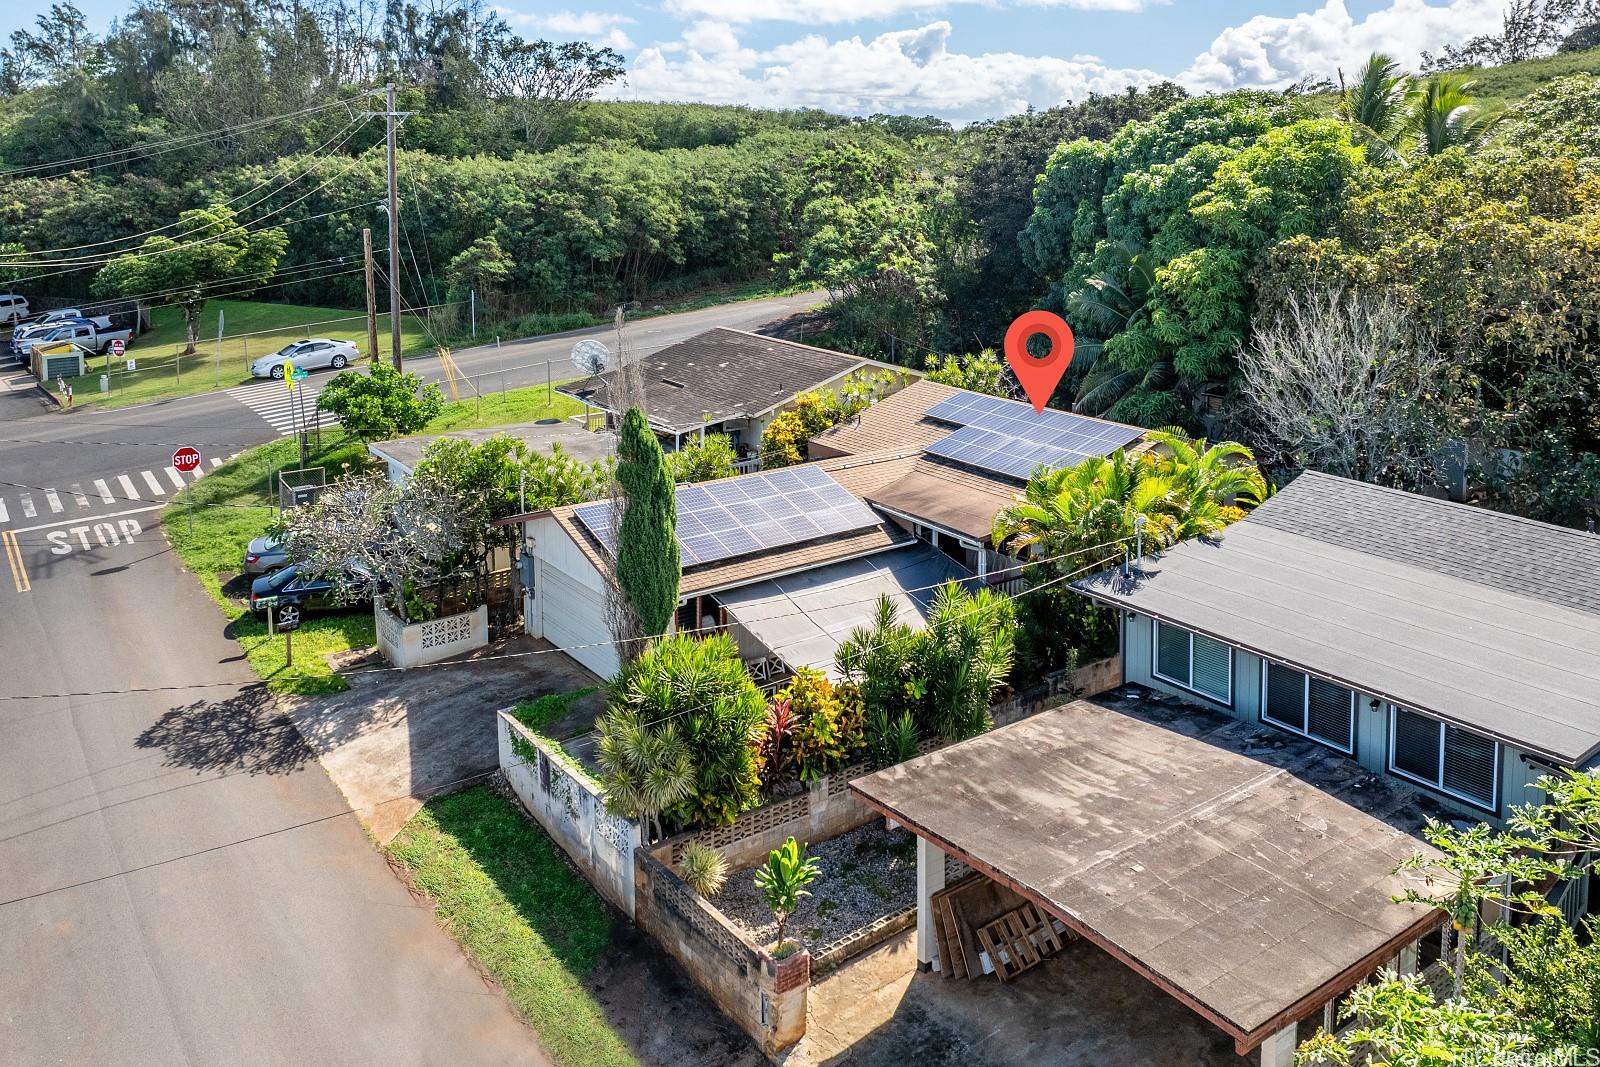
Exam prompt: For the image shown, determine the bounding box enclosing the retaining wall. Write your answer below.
[376,602,488,667]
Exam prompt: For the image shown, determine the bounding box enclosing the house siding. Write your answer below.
[524,515,619,679]
[1121,610,1550,824]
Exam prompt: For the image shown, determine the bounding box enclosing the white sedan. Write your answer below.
[250,338,359,379]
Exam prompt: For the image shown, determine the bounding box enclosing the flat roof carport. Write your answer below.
[850,693,1447,1059]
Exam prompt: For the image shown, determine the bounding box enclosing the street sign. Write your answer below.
[109,338,125,358]
[171,445,202,474]
[291,365,309,381]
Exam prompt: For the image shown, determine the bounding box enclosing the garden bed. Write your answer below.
[710,821,918,954]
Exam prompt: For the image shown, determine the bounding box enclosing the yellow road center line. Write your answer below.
[4,531,29,593]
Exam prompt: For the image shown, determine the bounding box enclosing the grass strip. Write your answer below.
[386,787,636,1067]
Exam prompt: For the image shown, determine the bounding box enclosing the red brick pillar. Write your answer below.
[759,948,810,1054]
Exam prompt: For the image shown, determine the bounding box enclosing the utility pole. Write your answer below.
[385,82,403,371]
[363,227,378,363]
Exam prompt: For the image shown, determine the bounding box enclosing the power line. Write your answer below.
[2,117,371,259]
[0,94,376,180]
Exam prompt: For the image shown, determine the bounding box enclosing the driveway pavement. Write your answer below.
[282,636,604,842]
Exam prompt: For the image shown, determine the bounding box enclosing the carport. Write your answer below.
[850,694,1447,1064]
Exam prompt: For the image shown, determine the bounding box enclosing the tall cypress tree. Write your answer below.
[615,406,680,639]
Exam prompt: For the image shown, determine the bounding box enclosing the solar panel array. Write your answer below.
[923,391,1145,482]
[573,464,880,568]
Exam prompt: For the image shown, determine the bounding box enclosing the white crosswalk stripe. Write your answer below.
[0,456,260,531]
[0,497,7,524]
[21,493,36,518]
[94,478,115,504]
[164,467,185,489]
[142,470,166,496]
[44,488,62,514]
[118,474,139,500]
[209,458,222,469]
[226,379,338,437]
[71,484,90,508]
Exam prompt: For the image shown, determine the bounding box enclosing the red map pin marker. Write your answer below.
[1004,310,1075,414]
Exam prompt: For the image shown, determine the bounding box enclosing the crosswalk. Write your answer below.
[226,379,338,437]
[0,454,238,528]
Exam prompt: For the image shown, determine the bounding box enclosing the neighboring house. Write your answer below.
[1074,470,1600,837]
[367,421,616,484]
[557,327,910,454]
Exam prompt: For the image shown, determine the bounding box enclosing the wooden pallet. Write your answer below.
[930,874,981,978]
[976,903,1065,982]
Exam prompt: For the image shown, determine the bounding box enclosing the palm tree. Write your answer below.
[1410,73,1496,155]
[1065,240,1172,416]
[1144,431,1268,537]
[1337,52,1416,161]
[596,708,693,844]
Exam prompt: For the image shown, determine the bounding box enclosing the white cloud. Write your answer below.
[1178,0,1507,91]
[617,20,1161,124]
[665,0,1159,25]
[499,9,636,51]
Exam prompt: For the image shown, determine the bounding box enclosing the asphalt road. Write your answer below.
[0,291,823,1064]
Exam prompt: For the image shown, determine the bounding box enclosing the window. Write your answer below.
[1388,706,1499,812]
[1261,661,1355,752]
[1152,620,1232,704]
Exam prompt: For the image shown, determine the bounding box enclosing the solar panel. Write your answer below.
[922,391,1145,481]
[573,465,879,567]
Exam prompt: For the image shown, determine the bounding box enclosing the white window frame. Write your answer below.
[1151,619,1233,706]
[1258,660,1356,755]
[1386,705,1500,814]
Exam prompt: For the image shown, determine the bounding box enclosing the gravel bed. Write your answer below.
[709,822,918,949]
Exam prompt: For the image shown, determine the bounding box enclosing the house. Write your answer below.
[499,382,1158,681]
[1073,470,1600,834]
[809,379,1153,581]
[367,420,615,484]
[556,327,911,453]
[499,454,971,681]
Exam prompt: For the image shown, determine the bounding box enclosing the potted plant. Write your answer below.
[753,836,821,958]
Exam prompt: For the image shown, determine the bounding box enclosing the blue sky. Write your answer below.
[9,0,1512,122]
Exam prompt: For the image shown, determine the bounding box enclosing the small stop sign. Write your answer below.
[110,338,125,357]
[172,445,202,473]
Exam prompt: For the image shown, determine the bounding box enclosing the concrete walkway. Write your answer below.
[282,635,603,842]
[784,929,1251,1067]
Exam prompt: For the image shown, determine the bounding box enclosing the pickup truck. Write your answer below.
[11,319,135,358]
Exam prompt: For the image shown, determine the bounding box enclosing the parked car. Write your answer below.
[0,294,29,325]
[11,320,135,357]
[243,535,289,575]
[248,564,372,617]
[32,308,114,330]
[249,338,358,379]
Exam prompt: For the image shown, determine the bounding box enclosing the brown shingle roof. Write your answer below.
[558,327,877,433]
[807,378,962,459]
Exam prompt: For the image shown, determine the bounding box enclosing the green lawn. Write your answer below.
[50,299,433,411]
[387,787,637,1067]
[162,384,583,695]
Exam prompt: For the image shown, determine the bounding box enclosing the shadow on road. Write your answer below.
[136,685,311,776]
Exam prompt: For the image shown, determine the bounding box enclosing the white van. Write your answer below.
[0,295,29,325]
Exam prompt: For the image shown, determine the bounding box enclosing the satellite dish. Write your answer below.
[572,339,612,376]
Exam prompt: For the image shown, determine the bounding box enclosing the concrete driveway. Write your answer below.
[281,635,604,842]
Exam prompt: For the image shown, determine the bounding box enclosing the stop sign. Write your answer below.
[172,445,202,473]
[110,338,125,357]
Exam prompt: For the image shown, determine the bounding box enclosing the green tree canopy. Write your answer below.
[316,360,445,441]
[91,203,286,353]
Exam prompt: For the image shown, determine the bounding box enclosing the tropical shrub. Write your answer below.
[599,633,765,830]
[779,669,867,781]
[924,349,1010,397]
[595,707,693,844]
[317,361,446,441]
[865,708,920,769]
[758,697,797,793]
[754,837,821,956]
[758,371,901,468]
[668,433,739,483]
[678,842,730,898]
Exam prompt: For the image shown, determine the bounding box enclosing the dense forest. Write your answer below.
[3,0,1600,525]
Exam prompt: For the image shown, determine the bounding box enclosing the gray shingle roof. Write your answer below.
[1076,471,1600,765]
[557,327,873,433]
[1249,470,1600,618]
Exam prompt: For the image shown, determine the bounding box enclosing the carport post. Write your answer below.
[1258,1023,1296,1067]
[916,836,946,971]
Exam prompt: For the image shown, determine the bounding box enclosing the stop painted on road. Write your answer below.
[47,518,145,555]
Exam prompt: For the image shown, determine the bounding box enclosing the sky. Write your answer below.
[8,0,1514,123]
